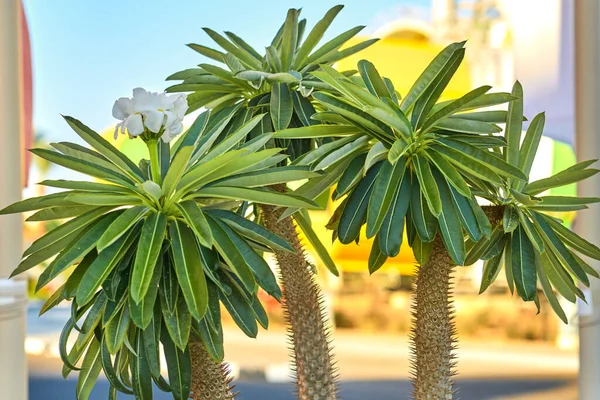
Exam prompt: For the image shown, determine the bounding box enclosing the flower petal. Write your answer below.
[125,114,144,136]
[112,98,133,120]
[144,110,164,133]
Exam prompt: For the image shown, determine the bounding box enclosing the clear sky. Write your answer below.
[22,0,430,143]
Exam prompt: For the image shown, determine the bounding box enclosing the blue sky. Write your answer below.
[22,0,430,143]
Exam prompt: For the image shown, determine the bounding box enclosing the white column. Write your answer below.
[574,1,600,398]
[0,0,28,399]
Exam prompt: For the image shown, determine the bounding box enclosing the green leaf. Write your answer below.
[270,83,293,131]
[516,208,545,252]
[273,124,361,139]
[388,138,409,164]
[305,25,365,65]
[294,5,344,68]
[400,41,465,112]
[379,176,410,257]
[0,191,74,215]
[535,253,568,324]
[410,48,465,129]
[295,211,339,276]
[358,59,391,98]
[434,118,502,134]
[209,209,293,253]
[26,205,99,221]
[36,212,122,291]
[538,249,577,303]
[162,146,194,198]
[66,193,144,206]
[435,138,527,181]
[219,280,259,338]
[213,166,322,188]
[413,155,442,217]
[511,226,537,301]
[465,226,504,266]
[175,201,213,248]
[431,145,503,185]
[280,9,299,70]
[425,151,470,197]
[523,168,600,196]
[202,28,262,69]
[204,215,257,293]
[186,43,226,62]
[161,330,191,400]
[334,153,366,199]
[215,218,281,299]
[530,211,590,286]
[24,207,110,257]
[291,90,317,126]
[410,175,438,243]
[542,214,600,260]
[131,212,167,303]
[518,112,546,182]
[369,235,388,274]
[338,162,381,244]
[367,158,407,237]
[451,110,510,123]
[105,305,131,354]
[63,116,144,182]
[420,85,491,133]
[130,253,163,330]
[75,339,103,400]
[503,205,519,233]
[447,186,481,241]
[100,338,134,395]
[504,81,524,187]
[169,221,209,321]
[194,186,319,209]
[479,253,503,294]
[76,224,140,306]
[504,237,515,294]
[131,330,154,399]
[38,179,134,194]
[433,171,466,264]
[97,206,148,252]
[161,293,192,351]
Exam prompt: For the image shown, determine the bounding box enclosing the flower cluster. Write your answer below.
[112,87,188,143]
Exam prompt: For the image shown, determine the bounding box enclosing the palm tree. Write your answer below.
[1,112,320,400]
[166,7,377,398]
[279,44,600,398]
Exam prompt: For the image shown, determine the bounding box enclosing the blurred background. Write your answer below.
[0,0,594,399]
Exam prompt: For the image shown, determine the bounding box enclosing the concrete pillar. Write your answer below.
[0,0,28,398]
[574,1,600,398]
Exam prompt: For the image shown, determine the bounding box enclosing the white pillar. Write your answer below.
[574,1,600,398]
[0,0,28,399]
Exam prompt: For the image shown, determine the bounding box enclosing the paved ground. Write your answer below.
[29,375,573,400]
[26,302,579,399]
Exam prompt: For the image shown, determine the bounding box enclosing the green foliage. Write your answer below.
[296,43,600,324]
[0,110,320,400]
[166,6,378,267]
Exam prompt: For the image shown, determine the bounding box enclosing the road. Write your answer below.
[29,375,570,400]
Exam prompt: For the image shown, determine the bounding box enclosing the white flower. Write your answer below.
[112,88,188,142]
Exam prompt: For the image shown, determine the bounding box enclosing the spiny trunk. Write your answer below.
[261,185,338,400]
[190,340,237,399]
[410,235,457,400]
[410,206,504,399]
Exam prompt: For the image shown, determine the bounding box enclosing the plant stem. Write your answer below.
[147,139,162,185]
[410,235,456,400]
[189,340,237,399]
[260,184,338,400]
[410,206,504,399]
